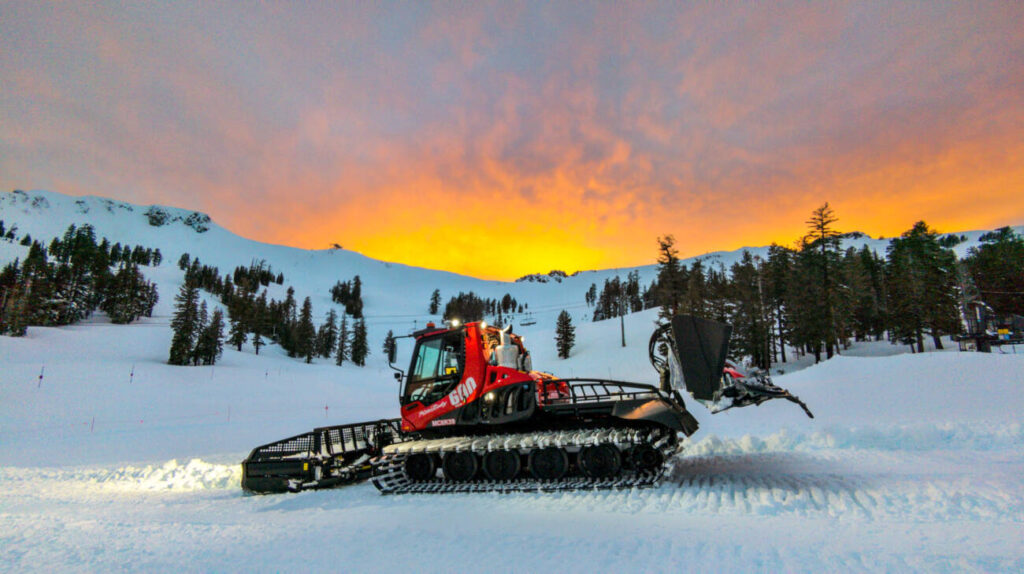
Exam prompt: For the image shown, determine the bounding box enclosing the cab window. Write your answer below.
[404,333,462,405]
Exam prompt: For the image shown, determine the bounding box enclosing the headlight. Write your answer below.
[484,391,497,405]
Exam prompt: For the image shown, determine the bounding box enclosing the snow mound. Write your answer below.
[684,422,1024,455]
[88,458,242,491]
[0,459,244,492]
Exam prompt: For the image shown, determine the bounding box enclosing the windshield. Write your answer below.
[403,333,463,405]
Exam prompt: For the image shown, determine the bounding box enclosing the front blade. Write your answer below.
[666,315,813,419]
[670,315,732,401]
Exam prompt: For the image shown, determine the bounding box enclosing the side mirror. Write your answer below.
[394,372,403,381]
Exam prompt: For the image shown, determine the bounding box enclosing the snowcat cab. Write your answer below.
[396,321,561,434]
[401,324,466,407]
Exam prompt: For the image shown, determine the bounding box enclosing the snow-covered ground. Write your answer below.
[2,315,1022,572]
[2,189,1023,572]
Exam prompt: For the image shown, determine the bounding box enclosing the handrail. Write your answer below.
[538,378,662,407]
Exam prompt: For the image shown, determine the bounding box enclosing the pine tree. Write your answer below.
[350,317,368,366]
[350,275,364,318]
[858,246,888,340]
[295,297,316,363]
[626,270,643,313]
[803,203,843,359]
[0,259,20,293]
[168,280,200,365]
[964,226,1024,316]
[191,301,209,365]
[705,265,730,323]
[763,244,794,363]
[383,329,397,363]
[146,284,159,317]
[317,308,339,358]
[195,308,225,365]
[429,289,441,315]
[335,315,350,365]
[684,259,708,318]
[101,263,153,324]
[728,251,770,369]
[280,287,297,355]
[1,281,30,336]
[593,277,623,321]
[209,308,225,363]
[555,310,575,359]
[655,235,684,321]
[227,304,248,351]
[787,240,825,362]
[886,221,960,352]
[252,290,267,355]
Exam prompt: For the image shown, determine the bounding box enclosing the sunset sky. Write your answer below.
[2,2,1022,279]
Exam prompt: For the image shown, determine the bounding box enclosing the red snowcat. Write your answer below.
[242,315,812,494]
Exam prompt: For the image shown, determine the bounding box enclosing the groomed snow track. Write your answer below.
[371,427,681,494]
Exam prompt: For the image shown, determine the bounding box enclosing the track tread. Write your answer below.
[371,427,680,495]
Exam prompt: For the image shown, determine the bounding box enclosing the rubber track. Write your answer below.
[371,427,680,495]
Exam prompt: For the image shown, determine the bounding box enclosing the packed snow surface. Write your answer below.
[2,190,1023,572]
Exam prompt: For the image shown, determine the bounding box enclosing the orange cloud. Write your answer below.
[2,3,1023,279]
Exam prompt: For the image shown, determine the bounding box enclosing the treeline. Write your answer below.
[441,291,524,324]
[167,281,225,366]
[233,261,283,289]
[644,204,1023,369]
[169,255,368,366]
[962,226,1024,319]
[176,255,284,294]
[330,276,364,318]
[0,223,159,335]
[585,271,656,321]
[0,220,19,242]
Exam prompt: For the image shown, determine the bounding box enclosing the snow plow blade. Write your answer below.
[657,315,813,418]
[241,419,404,493]
[670,315,732,401]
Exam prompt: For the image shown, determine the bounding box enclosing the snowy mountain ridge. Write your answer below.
[3,187,1021,352]
[3,188,1019,295]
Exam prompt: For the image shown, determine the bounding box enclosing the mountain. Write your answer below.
[3,188,1020,340]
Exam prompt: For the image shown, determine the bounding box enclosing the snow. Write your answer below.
[2,189,1023,572]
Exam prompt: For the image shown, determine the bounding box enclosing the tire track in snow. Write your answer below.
[661,449,1024,523]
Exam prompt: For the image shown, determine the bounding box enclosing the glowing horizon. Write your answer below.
[2,3,1022,280]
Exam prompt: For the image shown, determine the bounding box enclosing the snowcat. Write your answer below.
[241,315,812,494]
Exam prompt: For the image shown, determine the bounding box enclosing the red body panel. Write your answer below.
[724,367,744,379]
